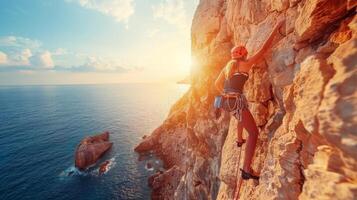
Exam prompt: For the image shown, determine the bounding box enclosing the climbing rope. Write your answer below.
[184,133,189,200]
[233,142,243,200]
[183,98,193,199]
[225,93,246,122]
[224,93,246,199]
[226,94,238,112]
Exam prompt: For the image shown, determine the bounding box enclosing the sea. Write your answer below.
[0,83,189,200]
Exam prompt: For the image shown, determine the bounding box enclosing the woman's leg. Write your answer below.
[241,108,259,172]
[237,121,244,143]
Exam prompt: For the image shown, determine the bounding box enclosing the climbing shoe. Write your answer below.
[240,168,259,180]
[236,139,246,147]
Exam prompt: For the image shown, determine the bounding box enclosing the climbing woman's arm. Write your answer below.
[245,18,285,66]
[215,69,225,94]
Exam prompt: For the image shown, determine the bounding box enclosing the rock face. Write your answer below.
[135,0,357,199]
[75,131,112,170]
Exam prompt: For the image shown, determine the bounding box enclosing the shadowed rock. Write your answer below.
[75,131,113,170]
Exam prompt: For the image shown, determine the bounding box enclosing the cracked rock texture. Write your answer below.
[135,0,357,199]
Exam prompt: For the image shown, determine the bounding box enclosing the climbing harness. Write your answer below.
[225,93,248,122]
[214,92,248,122]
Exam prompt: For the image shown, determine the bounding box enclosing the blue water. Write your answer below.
[0,83,188,200]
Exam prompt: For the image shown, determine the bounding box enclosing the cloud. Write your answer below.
[0,36,41,49]
[52,48,68,56]
[30,51,55,69]
[0,51,8,65]
[0,35,134,73]
[5,48,33,66]
[0,36,37,67]
[69,0,135,23]
[152,0,189,31]
[56,56,129,73]
[0,36,54,69]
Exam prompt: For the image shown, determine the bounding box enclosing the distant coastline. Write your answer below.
[176,76,191,84]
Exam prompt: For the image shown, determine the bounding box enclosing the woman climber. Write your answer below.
[214,18,285,180]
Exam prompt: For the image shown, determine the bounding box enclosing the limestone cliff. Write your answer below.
[135,0,357,199]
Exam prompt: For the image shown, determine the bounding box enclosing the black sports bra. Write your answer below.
[223,72,249,94]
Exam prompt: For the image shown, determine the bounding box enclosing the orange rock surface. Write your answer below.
[135,0,357,199]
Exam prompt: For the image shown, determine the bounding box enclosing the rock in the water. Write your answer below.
[98,160,110,175]
[75,131,112,170]
[146,162,153,170]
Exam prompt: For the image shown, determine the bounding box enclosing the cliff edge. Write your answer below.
[135,0,357,199]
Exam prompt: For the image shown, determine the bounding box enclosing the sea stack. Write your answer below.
[75,131,113,170]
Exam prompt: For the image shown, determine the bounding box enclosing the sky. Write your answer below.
[0,0,199,85]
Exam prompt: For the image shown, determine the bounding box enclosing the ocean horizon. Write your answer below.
[0,83,189,200]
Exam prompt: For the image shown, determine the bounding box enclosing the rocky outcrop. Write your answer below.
[75,131,112,170]
[135,0,357,199]
[99,160,111,175]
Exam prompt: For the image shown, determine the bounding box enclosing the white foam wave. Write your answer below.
[96,157,116,175]
[144,164,154,171]
[59,166,86,177]
[59,157,117,179]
